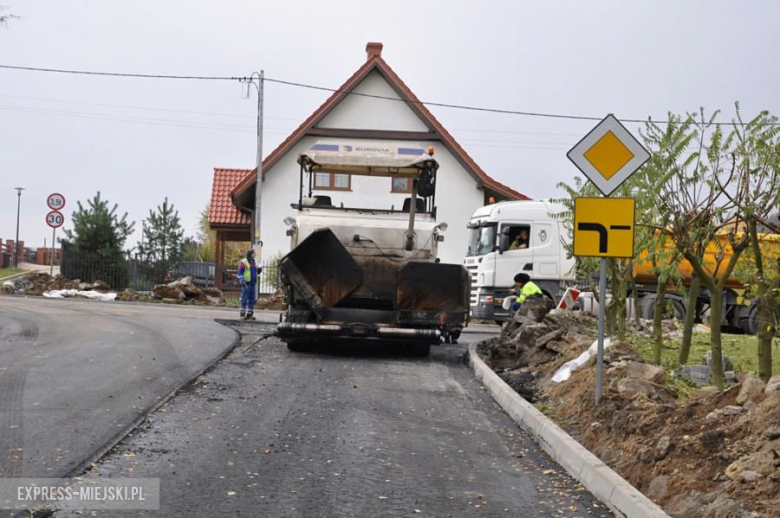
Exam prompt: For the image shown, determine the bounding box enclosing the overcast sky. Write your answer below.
[1,1,778,250]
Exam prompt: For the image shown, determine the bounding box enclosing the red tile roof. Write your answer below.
[231,44,530,202]
[209,168,253,227]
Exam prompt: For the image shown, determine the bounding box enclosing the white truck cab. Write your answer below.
[464,200,575,322]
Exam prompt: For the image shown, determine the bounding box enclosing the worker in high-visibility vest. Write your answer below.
[510,272,543,312]
[238,249,261,320]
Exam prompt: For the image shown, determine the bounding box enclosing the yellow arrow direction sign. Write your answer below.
[573,197,636,258]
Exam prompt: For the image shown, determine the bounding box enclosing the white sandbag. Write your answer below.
[551,337,611,383]
[43,290,117,301]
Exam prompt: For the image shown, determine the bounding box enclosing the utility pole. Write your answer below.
[14,187,24,268]
[241,71,265,296]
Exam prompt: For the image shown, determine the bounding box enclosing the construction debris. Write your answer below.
[1,272,224,306]
[477,307,780,517]
[151,276,223,305]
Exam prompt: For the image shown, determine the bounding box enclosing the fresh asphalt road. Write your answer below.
[61,324,612,517]
[0,296,238,480]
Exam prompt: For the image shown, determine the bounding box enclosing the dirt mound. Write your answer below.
[151,276,223,305]
[2,272,110,295]
[255,289,285,310]
[478,310,780,517]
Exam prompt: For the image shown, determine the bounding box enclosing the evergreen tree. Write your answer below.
[61,192,134,286]
[63,192,134,256]
[181,237,201,262]
[138,198,184,281]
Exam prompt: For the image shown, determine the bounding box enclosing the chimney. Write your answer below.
[366,42,383,60]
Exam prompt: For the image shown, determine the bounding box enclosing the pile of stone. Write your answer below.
[255,288,285,310]
[676,350,737,385]
[479,299,591,371]
[150,276,222,305]
[626,317,684,340]
[2,272,110,296]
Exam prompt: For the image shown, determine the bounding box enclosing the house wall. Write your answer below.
[318,71,429,132]
[257,70,486,266]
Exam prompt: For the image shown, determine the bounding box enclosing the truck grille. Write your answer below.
[465,264,478,306]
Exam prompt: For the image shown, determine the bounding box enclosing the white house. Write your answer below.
[209,42,528,290]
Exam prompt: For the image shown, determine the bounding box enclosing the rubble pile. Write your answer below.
[255,289,285,310]
[1,272,110,296]
[1,272,224,306]
[150,276,223,305]
[626,317,685,340]
[478,301,595,372]
[477,304,780,517]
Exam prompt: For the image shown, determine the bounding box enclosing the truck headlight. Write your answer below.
[283,216,296,226]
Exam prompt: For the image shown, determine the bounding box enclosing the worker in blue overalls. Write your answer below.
[238,249,261,320]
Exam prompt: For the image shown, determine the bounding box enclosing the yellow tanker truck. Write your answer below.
[632,232,780,334]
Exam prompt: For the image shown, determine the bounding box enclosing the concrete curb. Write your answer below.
[467,343,669,518]
[0,270,33,283]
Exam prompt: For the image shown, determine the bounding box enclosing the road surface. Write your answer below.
[0,296,237,480]
[59,323,611,517]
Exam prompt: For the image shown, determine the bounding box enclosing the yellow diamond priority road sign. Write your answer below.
[567,114,650,196]
[573,197,636,258]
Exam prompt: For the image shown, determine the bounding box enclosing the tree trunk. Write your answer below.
[709,287,726,389]
[653,281,668,365]
[615,269,628,342]
[679,273,700,365]
[606,260,618,336]
[756,296,774,383]
[630,276,641,328]
[749,221,774,383]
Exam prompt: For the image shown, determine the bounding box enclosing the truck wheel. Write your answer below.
[286,339,312,352]
[406,343,430,357]
[742,304,759,335]
[639,295,685,321]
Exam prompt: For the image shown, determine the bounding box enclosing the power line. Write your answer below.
[0,104,294,134]
[0,93,301,121]
[0,64,239,81]
[263,76,604,123]
[1,63,776,126]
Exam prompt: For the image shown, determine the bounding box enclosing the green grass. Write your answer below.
[628,329,780,378]
[0,268,23,279]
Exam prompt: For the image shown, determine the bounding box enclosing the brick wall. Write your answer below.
[35,247,62,265]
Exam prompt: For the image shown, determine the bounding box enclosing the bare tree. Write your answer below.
[719,105,780,383]
[0,6,18,26]
[645,110,754,388]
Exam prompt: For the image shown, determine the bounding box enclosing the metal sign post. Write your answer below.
[50,227,56,276]
[567,115,649,404]
[46,193,66,276]
[596,258,607,402]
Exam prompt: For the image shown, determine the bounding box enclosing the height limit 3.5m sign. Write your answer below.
[573,197,635,258]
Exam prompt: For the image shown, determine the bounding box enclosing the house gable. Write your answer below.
[317,70,430,132]
[230,42,529,208]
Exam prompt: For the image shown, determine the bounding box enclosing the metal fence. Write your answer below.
[60,251,161,291]
[60,249,280,295]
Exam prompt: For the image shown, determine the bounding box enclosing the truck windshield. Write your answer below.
[467,224,497,256]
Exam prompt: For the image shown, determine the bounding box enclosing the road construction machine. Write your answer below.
[276,141,470,355]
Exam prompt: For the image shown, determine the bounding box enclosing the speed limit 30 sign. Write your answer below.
[46,210,64,228]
